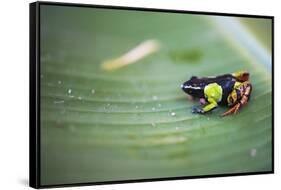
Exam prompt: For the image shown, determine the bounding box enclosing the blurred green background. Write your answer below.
[240,18,272,52]
[40,5,272,186]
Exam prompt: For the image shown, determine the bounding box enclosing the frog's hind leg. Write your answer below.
[221,103,241,116]
[221,81,252,117]
[232,71,250,82]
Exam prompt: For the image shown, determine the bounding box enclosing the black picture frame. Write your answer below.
[30,1,274,188]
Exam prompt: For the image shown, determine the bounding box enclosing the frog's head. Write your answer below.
[181,76,204,97]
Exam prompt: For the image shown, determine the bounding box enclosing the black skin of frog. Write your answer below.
[181,71,252,116]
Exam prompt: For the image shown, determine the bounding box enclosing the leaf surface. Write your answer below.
[40,5,272,185]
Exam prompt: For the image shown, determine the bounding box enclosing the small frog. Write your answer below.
[181,71,252,116]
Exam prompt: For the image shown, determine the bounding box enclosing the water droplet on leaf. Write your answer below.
[250,148,257,157]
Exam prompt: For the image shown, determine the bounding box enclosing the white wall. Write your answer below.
[0,0,279,189]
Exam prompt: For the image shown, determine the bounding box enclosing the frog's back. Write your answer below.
[194,74,236,104]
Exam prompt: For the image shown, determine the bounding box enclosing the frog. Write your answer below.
[181,71,252,116]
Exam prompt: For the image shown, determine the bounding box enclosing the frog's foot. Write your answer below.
[221,103,241,117]
[192,105,204,114]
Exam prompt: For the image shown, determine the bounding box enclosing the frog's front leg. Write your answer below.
[222,81,252,116]
[192,83,222,114]
[192,97,218,114]
[203,97,218,112]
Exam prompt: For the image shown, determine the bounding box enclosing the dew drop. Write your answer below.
[158,103,162,107]
[68,89,72,94]
[152,95,158,100]
[171,112,176,116]
[135,105,139,109]
[91,89,95,94]
[152,107,156,111]
[58,80,62,85]
[78,96,82,100]
[250,148,257,157]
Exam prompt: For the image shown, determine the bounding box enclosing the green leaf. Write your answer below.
[40,5,272,185]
